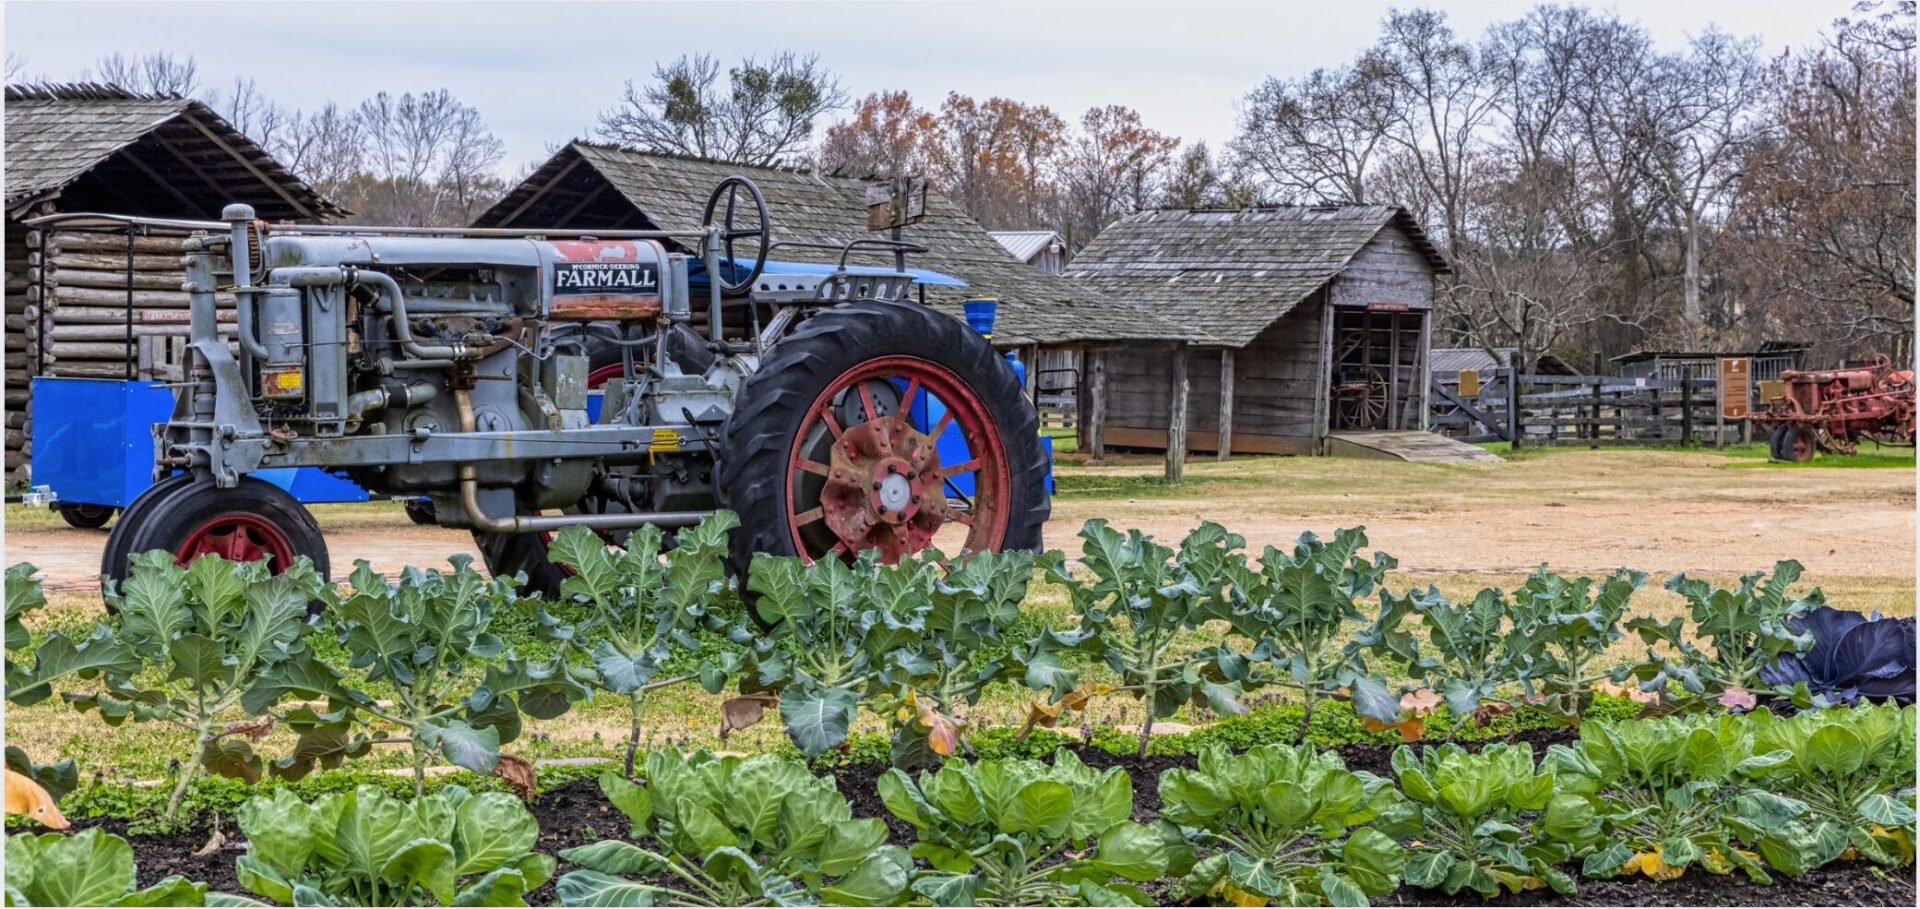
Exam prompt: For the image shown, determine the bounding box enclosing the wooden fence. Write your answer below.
[1431,368,1747,446]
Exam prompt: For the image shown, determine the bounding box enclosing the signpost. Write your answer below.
[1458,368,1481,398]
[866,175,927,272]
[1718,356,1752,447]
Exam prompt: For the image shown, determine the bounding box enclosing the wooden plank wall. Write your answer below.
[1329,225,1434,311]
[1103,297,1326,453]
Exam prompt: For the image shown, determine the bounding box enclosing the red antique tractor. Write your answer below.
[1748,355,1916,461]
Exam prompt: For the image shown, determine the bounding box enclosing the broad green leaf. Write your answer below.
[13,828,136,908]
[598,772,652,834]
[819,847,912,906]
[554,869,657,907]
[559,842,666,876]
[111,876,208,907]
[453,792,539,876]
[1003,780,1073,838]
[1091,822,1167,881]
[778,685,858,757]
[419,716,502,773]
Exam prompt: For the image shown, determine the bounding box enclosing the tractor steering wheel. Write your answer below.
[702,176,771,294]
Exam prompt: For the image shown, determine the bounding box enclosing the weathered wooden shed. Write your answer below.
[989,230,1067,275]
[1066,206,1449,459]
[473,142,1178,392]
[4,84,340,482]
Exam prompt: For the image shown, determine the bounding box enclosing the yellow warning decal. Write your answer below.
[649,429,680,452]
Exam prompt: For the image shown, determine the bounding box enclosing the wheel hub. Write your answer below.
[820,416,947,559]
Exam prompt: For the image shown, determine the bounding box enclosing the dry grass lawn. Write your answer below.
[3,445,1911,778]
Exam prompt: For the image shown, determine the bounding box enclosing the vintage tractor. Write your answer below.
[56,176,1048,592]
[1748,355,1916,462]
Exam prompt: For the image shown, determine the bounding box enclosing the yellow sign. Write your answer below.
[1719,357,1752,419]
[648,429,681,453]
[1458,368,1481,397]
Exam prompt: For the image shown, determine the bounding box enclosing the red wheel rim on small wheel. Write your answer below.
[176,513,297,568]
[786,356,1010,563]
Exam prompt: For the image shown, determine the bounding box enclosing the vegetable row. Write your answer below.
[4,513,1911,825]
[7,704,1914,907]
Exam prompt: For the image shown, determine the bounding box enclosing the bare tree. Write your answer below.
[1232,65,1392,203]
[1059,105,1179,244]
[5,53,28,84]
[597,52,847,165]
[278,103,365,204]
[207,76,290,152]
[354,89,505,226]
[89,51,198,95]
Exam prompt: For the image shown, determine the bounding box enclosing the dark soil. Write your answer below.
[95,730,1917,907]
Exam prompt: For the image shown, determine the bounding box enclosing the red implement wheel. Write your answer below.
[101,476,329,592]
[719,299,1047,574]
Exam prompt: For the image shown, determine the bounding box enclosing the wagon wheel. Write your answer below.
[1358,370,1390,428]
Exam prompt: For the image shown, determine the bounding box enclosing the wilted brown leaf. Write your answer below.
[491,754,537,801]
[719,693,778,740]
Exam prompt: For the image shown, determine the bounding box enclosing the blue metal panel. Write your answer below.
[29,377,369,508]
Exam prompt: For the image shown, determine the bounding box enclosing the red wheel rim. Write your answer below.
[587,363,625,388]
[177,513,296,569]
[786,356,1010,563]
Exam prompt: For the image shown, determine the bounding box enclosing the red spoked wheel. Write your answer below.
[786,357,1010,562]
[720,299,1048,576]
[101,476,330,595]
[176,512,298,567]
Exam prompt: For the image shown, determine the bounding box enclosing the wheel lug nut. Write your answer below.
[872,481,882,490]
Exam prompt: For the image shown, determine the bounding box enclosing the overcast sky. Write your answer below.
[5,0,1853,171]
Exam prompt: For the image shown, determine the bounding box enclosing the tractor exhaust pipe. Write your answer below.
[451,388,712,534]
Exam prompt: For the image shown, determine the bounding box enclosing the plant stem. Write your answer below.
[625,690,646,779]
[411,739,429,798]
[1137,673,1157,758]
[164,721,211,821]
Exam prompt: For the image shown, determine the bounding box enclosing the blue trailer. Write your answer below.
[26,377,370,529]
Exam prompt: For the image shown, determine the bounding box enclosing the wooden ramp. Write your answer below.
[1326,431,1503,463]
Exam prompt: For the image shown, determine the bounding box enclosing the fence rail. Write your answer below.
[1431,368,1748,446]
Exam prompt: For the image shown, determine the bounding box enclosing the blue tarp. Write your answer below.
[690,257,969,289]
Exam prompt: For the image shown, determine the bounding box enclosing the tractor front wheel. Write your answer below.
[717,299,1048,580]
[101,476,330,591]
[1778,425,1818,462]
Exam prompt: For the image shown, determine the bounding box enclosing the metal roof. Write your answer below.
[474,142,1181,346]
[1065,206,1449,348]
[4,84,341,221]
[1431,347,1576,375]
[989,230,1063,263]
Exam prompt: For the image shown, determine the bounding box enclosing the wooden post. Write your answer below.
[1166,343,1189,482]
[1217,348,1235,461]
[1590,353,1602,449]
[1087,349,1107,464]
[1021,344,1039,404]
[1507,367,1523,449]
[1681,372,1695,445]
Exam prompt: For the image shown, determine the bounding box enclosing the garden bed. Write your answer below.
[83,728,1917,907]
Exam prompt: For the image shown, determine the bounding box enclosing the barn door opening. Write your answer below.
[1329,306,1424,431]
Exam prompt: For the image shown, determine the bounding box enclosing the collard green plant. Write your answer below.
[1158,743,1407,906]
[23,553,324,820]
[736,548,1032,764]
[556,750,911,907]
[1209,526,1403,737]
[1731,704,1917,869]
[543,513,740,777]
[1545,713,1787,882]
[1506,566,1642,721]
[234,784,551,906]
[254,557,585,795]
[878,751,1184,906]
[1023,520,1251,756]
[1389,742,1598,897]
[6,827,254,907]
[1620,561,1817,709]
[1377,585,1513,731]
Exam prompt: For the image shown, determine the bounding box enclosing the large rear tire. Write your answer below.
[716,299,1049,581]
[101,476,330,591]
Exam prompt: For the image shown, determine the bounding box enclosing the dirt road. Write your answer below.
[5,449,1912,594]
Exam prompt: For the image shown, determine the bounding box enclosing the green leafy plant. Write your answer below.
[556,749,911,906]
[4,827,247,906]
[879,751,1182,906]
[1023,520,1251,756]
[1389,742,1598,897]
[23,553,324,820]
[255,557,585,795]
[1506,566,1642,721]
[1545,713,1785,882]
[1378,585,1513,732]
[543,513,740,777]
[1731,704,1917,869]
[1158,743,1407,906]
[1620,562,1817,709]
[1221,527,1404,737]
[736,548,1031,764]
[234,784,552,906]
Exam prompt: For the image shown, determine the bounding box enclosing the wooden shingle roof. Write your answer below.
[1066,206,1448,347]
[4,83,340,220]
[475,142,1181,346]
